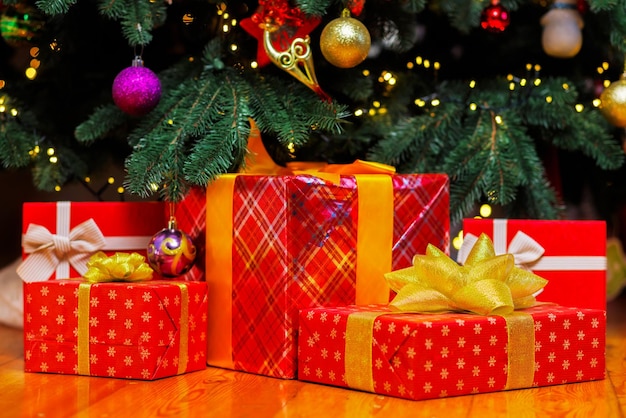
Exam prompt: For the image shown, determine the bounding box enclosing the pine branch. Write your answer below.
[36,0,77,15]
[74,105,129,143]
[118,0,155,46]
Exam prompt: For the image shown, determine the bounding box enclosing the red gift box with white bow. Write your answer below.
[459,219,606,310]
[18,201,166,282]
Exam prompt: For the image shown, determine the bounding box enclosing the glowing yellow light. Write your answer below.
[150,183,159,192]
[250,61,258,69]
[223,12,229,19]
[378,76,384,83]
[30,47,39,57]
[423,60,430,69]
[117,187,124,194]
[534,64,541,72]
[546,96,553,103]
[0,105,5,112]
[230,44,238,51]
[479,204,492,218]
[222,24,229,32]
[469,103,477,111]
[534,78,541,86]
[287,142,295,153]
[373,101,381,108]
[168,119,174,125]
[30,59,40,69]
[575,104,584,112]
[434,62,440,70]
[378,108,387,115]
[592,98,601,107]
[406,62,414,69]
[84,177,91,183]
[604,80,611,88]
[431,99,440,107]
[54,185,61,192]
[415,56,423,65]
[603,62,609,70]
[49,40,60,51]
[520,79,527,87]
[388,78,396,85]
[47,148,55,156]
[49,156,58,163]
[562,83,569,90]
[506,74,513,81]
[25,67,37,80]
[597,67,604,75]
[362,69,370,76]
[414,99,425,107]
[33,145,40,154]
[383,72,392,81]
[452,235,463,250]
[368,108,376,116]
[354,109,364,116]
[10,108,17,117]
[495,115,503,124]
[108,177,115,184]
[469,80,476,88]
[526,63,532,71]
[509,82,515,91]
[231,19,237,26]
[182,13,194,24]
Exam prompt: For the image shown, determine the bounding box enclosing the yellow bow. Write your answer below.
[384,233,548,316]
[83,251,154,283]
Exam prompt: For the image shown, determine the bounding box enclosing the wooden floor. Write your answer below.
[2,295,626,418]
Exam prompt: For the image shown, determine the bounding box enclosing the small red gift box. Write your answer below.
[18,201,166,282]
[23,280,208,380]
[459,219,606,310]
[189,169,449,379]
[298,304,605,401]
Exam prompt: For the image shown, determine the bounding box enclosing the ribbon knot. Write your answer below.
[457,230,545,270]
[17,219,107,282]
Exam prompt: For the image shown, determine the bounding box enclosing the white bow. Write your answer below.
[457,230,545,269]
[17,218,107,282]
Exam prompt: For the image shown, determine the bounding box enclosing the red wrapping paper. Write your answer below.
[174,188,206,282]
[20,201,166,281]
[177,173,449,378]
[298,304,606,401]
[23,280,208,380]
[461,219,606,310]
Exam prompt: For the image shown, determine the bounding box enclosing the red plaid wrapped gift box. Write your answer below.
[18,201,166,282]
[298,304,605,401]
[194,171,449,378]
[23,280,208,380]
[459,219,606,310]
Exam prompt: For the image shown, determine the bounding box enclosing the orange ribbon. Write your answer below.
[205,121,396,368]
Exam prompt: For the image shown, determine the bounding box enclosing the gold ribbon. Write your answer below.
[76,280,190,377]
[82,252,154,283]
[205,121,395,367]
[344,234,548,392]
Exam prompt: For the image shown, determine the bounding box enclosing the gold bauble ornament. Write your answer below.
[320,9,370,69]
[599,78,626,128]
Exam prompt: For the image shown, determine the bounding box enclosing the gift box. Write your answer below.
[18,201,166,282]
[23,280,208,380]
[459,219,606,310]
[173,187,207,282]
[197,168,449,378]
[297,304,606,401]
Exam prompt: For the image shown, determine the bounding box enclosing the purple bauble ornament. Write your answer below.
[112,57,162,117]
[147,223,197,278]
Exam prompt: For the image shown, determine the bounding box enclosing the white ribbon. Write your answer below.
[18,201,155,282]
[457,219,606,272]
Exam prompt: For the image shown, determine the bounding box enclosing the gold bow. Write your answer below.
[83,251,154,283]
[384,233,548,316]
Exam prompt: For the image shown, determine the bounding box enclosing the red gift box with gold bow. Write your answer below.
[297,235,606,400]
[176,124,450,379]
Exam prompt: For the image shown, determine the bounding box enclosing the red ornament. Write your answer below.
[240,0,320,68]
[480,1,510,32]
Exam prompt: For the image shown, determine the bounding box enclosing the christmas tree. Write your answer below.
[1,0,625,225]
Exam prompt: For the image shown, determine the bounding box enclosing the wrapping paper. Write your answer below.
[19,201,166,282]
[23,280,208,380]
[298,304,606,400]
[192,172,449,378]
[460,219,606,310]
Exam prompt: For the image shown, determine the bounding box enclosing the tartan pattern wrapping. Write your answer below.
[174,187,207,281]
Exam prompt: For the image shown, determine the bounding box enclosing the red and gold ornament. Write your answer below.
[147,214,197,278]
[480,0,510,33]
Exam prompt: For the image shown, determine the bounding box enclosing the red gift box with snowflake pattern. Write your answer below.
[23,280,208,380]
[194,172,449,379]
[298,304,605,401]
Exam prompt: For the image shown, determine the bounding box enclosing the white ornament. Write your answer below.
[540,0,584,59]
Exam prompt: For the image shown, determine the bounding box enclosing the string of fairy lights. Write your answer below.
[0,1,619,202]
